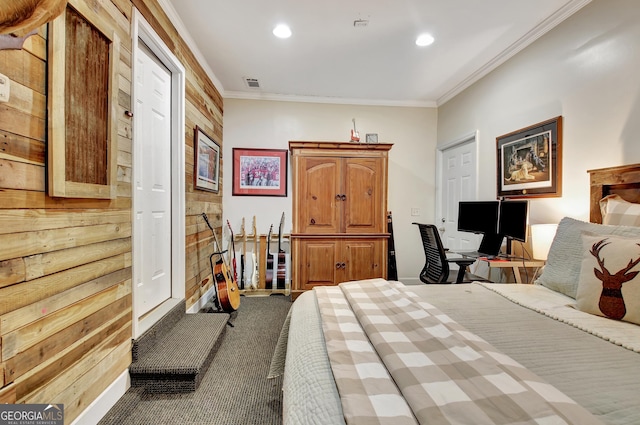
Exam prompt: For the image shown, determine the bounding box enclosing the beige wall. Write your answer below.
[222,99,437,283]
[437,0,640,225]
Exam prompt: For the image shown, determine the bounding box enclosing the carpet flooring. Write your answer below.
[98,294,292,425]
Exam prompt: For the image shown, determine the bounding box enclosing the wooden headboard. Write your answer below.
[588,163,640,223]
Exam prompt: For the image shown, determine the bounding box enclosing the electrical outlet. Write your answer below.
[411,208,420,216]
[0,73,10,103]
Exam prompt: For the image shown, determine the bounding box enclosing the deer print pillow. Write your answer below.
[576,232,640,325]
[535,217,640,299]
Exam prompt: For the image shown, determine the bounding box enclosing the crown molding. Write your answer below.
[156,0,226,97]
[436,0,592,106]
[224,90,437,108]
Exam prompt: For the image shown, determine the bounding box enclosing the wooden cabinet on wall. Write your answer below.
[289,141,392,299]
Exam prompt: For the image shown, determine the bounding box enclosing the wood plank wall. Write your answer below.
[0,0,224,422]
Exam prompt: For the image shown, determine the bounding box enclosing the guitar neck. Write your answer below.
[265,226,274,289]
[202,213,222,256]
[266,225,273,256]
[387,211,398,281]
[276,213,286,289]
[278,212,285,252]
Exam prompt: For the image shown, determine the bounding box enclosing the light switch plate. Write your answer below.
[0,73,10,103]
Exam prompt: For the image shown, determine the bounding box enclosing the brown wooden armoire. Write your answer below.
[289,141,392,299]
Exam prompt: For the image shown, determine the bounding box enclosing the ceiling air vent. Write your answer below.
[353,19,369,27]
[244,77,260,88]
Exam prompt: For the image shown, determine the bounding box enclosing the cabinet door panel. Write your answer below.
[299,240,339,290]
[299,157,341,234]
[344,158,383,233]
[343,239,384,282]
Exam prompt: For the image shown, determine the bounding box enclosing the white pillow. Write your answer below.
[576,232,640,325]
[599,194,640,226]
[535,217,640,299]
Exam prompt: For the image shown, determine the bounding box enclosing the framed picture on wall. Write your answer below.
[496,116,562,199]
[232,148,288,196]
[194,126,220,193]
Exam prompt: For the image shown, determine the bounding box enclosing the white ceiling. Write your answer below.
[162,0,591,107]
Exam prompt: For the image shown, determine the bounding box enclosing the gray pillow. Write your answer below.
[535,216,640,298]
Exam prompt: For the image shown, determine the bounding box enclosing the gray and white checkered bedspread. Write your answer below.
[315,279,603,425]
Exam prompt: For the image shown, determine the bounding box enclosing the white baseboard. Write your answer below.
[400,277,421,285]
[71,370,130,425]
[187,285,217,314]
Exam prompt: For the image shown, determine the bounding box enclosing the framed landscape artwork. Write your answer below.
[496,116,563,199]
[232,148,288,197]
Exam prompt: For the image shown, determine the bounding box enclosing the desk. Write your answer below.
[478,258,545,284]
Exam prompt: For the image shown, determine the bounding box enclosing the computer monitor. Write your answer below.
[457,201,499,235]
[457,201,503,256]
[499,200,529,242]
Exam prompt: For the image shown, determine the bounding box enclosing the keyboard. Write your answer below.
[455,251,497,259]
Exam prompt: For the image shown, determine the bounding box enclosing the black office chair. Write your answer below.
[413,222,486,284]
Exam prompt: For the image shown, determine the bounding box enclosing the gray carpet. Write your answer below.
[99,295,292,425]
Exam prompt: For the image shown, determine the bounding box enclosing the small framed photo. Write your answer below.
[365,133,378,144]
[496,116,562,199]
[194,126,220,193]
[232,148,288,197]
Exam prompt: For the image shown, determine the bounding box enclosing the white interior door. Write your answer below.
[439,136,479,250]
[134,42,172,317]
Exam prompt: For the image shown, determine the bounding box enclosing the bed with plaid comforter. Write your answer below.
[279,279,640,425]
[315,279,601,425]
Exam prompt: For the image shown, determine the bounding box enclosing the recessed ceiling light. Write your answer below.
[416,33,435,47]
[273,24,292,39]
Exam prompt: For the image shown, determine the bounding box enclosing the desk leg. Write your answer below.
[511,266,523,284]
[532,267,542,284]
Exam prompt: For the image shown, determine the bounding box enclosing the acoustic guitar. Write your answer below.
[276,212,286,289]
[202,213,240,312]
